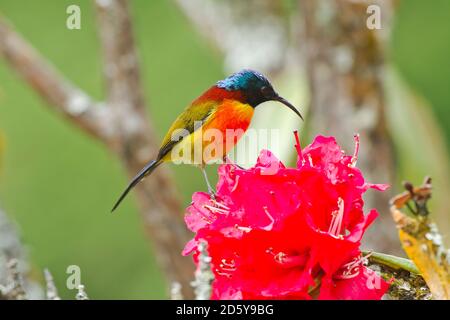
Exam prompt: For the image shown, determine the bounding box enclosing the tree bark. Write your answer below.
[93,0,194,297]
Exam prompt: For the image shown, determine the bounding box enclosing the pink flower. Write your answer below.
[183,133,390,299]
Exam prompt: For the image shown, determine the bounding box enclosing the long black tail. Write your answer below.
[111,159,162,212]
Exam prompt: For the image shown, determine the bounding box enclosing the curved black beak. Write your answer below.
[273,96,304,121]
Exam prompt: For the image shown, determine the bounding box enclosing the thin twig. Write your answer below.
[0,259,27,300]
[170,282,183,300]
[191,241,214,300]
[0,207,43,299]
[0,17,111,142]
[44,269,60,300]
[75,284,89,300]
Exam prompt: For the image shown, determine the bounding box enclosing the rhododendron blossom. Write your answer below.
[183,133,390,300]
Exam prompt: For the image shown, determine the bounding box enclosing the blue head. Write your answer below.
[217,69,271,91]
[217,69,303,119]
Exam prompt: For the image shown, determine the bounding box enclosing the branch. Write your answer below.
[95,0,149,143]
[191,241,214,300]
[0,1,194,298]
[0,17,111,142]
[0,259,26,300]
[365,253,432,300]
[93,0,194,298]
[0,208,43,299]
[43,269,60,300]
[75,284,89,300]
[390,177,450,300]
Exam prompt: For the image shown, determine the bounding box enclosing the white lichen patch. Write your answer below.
[66,90,91,115]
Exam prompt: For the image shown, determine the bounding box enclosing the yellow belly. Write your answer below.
[163,100,254,166]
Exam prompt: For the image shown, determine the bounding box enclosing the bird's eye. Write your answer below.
[261,86,272,97]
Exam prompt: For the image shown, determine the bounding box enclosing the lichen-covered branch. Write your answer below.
[0,0,194,298]
[0,17,111,142]
[366,255,432,300]
[0,208,43,299]
[44,269,60,300]
[75,284,89,300]
[191,241,214,300]
[93,0,194,298]
[0,259,26,300]
[390,177,450,300]
[170,282,183,300]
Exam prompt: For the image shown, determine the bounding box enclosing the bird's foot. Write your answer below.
[208,188,216,200]
[223,156,245,169]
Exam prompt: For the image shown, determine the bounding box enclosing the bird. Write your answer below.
[111,69,303,212]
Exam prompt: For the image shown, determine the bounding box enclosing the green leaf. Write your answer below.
[363,251,420,275]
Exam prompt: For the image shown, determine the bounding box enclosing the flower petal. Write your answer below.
[319,267,390,300]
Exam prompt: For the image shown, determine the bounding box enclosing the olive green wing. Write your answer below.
[157,101,219,160]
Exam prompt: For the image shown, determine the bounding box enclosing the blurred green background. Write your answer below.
[0,0,449,299]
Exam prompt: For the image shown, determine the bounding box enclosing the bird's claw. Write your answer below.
[208,189,216,200]
[223,156,244,169]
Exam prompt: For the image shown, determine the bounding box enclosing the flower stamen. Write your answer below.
[266,248,307,268]
[328,197,344,238]
[307,154,314,167]
[231,175,240,192]
[219,259,236,272]
[215,269,232,278]
[234,224,251,233]
[294,130,303,159]
[203,204,228,214]
[350,134,360,168]
[334,253,370,280]
[213,201,230,210]
[262,206,275,231]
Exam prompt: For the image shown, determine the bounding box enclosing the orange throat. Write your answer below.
[201,99,254,162]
